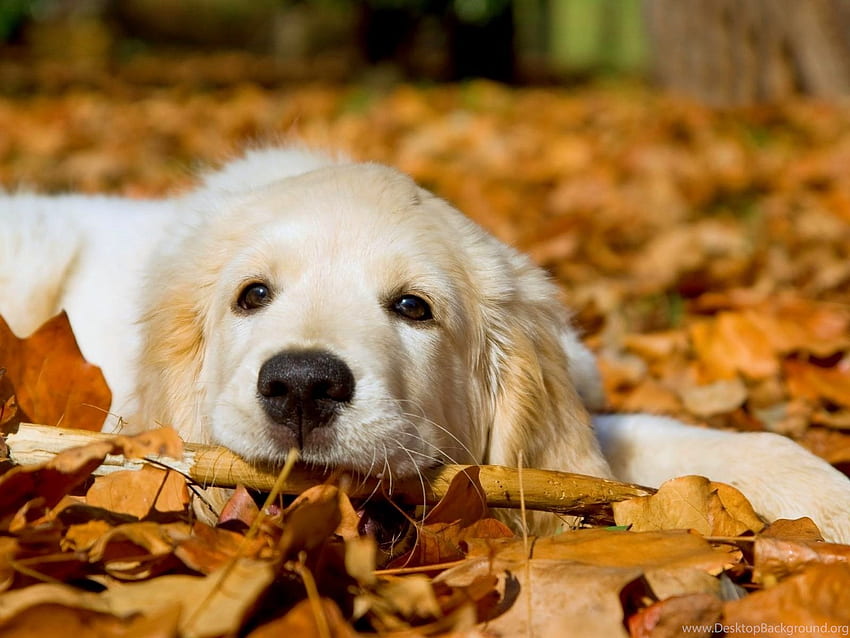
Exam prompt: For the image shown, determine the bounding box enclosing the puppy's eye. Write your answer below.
[237,282,272,311]
[392,294,433,321]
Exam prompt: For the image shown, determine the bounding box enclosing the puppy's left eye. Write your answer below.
[237,282,272,311]
[392,294,433,321]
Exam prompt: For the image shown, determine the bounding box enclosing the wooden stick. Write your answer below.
[6,423,654,518]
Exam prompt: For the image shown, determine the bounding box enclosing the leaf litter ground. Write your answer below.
[1,54,850,636]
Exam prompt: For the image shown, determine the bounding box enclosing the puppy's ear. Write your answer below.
[480,253,612,480]
[135,242,216,444]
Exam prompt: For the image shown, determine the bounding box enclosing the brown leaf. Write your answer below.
[724,563,850,636]
[437,557,643,637]
[0,558,273,638]
[690,313,779,382]
[465,528,741,574]
[679,378,749,417]
[88,521,189,580]
[246,598,357,638]
[613,476,765,537]
[388,467,512,568]
[174,521,269,574]
[217,484,260,529]
[761,517,825,543]
[753,537,850,585]
[799,427,850,465]
[278,484,345,560]
[344,536,377,586]
[86,467,189,518]
[0,537,19,593]
[391,518,513,568]
[423,466,489,526]
[628,593,722,638]
[0,428,183,528]
[0,369,26,433]
[785,358,850,410]
[0,601,181,638]
[0,313,110,431]
[62,520,112,553]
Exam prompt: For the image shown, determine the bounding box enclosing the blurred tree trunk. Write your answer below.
[644,0,850,105]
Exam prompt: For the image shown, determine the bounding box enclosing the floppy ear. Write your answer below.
[480,253,612,480]
[134,231,221,444]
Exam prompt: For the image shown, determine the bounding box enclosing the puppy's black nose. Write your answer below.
[257,350,355,444]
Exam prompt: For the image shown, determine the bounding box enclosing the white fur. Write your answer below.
[1,148,848,542]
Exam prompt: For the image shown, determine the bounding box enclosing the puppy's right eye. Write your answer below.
[237,282,272,311]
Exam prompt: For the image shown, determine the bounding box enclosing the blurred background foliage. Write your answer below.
[2,0,849,104]
[2,1,850,448]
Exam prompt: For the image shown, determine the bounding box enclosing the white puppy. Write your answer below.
[1,148,848,542]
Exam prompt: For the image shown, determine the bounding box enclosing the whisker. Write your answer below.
[399,431,463,467]
[382,444,394,496]
[398,444,429,528]
[397,431,488,510]
[354,445,379,494]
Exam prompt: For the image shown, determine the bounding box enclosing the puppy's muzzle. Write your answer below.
[257,350,355,445]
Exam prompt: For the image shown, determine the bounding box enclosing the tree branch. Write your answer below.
[6,423,655,520]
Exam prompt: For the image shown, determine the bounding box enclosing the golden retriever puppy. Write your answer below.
[1,148,848,542]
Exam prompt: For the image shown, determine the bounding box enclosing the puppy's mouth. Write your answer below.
[356,499,416,555]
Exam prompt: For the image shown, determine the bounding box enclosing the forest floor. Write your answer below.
[1,52,850,636]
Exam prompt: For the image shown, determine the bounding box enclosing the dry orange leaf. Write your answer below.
[464,528,741,574]
[0,601,181,638]
[628,593,722,638]
[388,466,512,568]
[86,466,189,518]
[278,484,346,560]
[174,521,269,574]
[246,598,357,638]
[784,358,850,410]
[88,521,190,580]
[679,378,749,417]
[753,536,850,584]
[724,563,850,635]
[761,517,825,543]
[0,313,110,431]
[437,556,644,637]
[612,475,765,537]
[690,312,779,382]
[0,427,183,528]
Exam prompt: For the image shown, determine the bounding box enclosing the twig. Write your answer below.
[6,423,655,521]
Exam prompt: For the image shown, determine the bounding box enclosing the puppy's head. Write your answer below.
[137,160,609,481]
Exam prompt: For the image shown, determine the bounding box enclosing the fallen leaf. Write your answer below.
[628,593,722,638]
[753,537,850,585]
[436,557,643,638]
[761,517,825,542]
[785,358,850,410]
[388,467,512,568]
[0,369,25,433]
[246,598,357,638]
[679,378,749,417]
[422,466,489,527]
[86,466,189,518]
[88,521,190,579]
[690,313,779,382]
[174,521,269,574]
[613,476,765,537]
[0,428,183,528]
[0,601,181,638]
[217,485,260,529]
[0,313,110,431]
[278,484,345,559]
[724,563,850,636]
[465,528,741,574]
